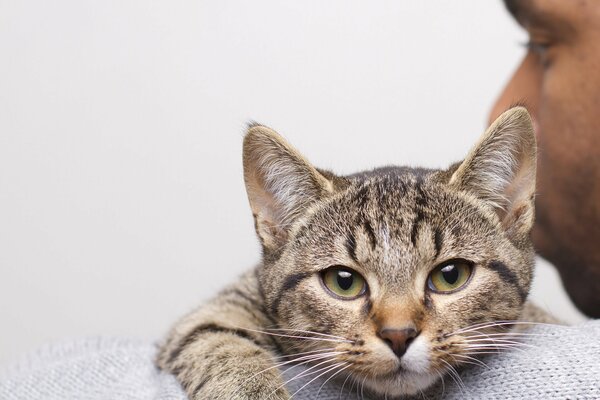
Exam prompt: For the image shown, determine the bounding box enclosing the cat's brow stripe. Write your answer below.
[346,232,358,262]
[433,228,443,259]
[363,220,377,250]
[270,271,312,315]
[354,184,370,210]
[410,209,424,246]
[488,260,527,302]
[411,179,429,246]
[414,175,427,203]
[167,323,263,365]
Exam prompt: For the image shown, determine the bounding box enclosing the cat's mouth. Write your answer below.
[345,335,439,397]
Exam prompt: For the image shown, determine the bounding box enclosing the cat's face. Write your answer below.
[244,107,536,396]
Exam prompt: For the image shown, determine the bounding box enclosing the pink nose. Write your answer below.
[379,327,418,358]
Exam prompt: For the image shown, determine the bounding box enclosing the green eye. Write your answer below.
[428,260,473,293]
[321,266,367,299]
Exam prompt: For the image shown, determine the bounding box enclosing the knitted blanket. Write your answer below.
[1,321,598,399]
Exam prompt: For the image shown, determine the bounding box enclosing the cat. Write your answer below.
[156,107,556,399]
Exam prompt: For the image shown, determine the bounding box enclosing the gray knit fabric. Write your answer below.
[1,321,599,399]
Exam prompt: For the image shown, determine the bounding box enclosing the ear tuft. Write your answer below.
[243,125,334,249]
[449,107,537,238]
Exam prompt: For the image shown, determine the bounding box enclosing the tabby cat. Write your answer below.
[157,107,553,399]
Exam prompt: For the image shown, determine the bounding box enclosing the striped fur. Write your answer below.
[157,108,555,399]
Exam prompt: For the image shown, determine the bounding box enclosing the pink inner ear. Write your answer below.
[501,154,535,210]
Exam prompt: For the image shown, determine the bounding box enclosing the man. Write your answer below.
[490,0,600,317]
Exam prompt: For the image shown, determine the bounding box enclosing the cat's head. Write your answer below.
[243,107,536,396]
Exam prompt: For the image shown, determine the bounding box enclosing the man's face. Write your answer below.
[490,0,600,316]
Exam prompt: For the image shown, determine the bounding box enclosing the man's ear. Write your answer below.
[243,124,335,250]
[449,107,537,239]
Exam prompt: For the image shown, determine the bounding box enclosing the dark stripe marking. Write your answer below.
[433,228,443,259]
[410,209,424,246]
[222,287,265,312]
[354,184,370,210]
[346,232,358,262]
[423,292,433,309]
[415,176,428,207]
[167,323,263,365]
[362,298,373,316]
[192,375,210,397]
[253,269,278,328]
[363,220,377,250]
[488,260,527,302]
[269,272,312,315]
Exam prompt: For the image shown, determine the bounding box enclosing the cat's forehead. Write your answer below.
[295,167,499,281]
[341,167,452,220]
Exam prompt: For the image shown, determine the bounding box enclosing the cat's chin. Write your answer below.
[362,370,440,398]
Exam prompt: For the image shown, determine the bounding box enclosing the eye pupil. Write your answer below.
[337,271,354,290]
[441,265,459,284]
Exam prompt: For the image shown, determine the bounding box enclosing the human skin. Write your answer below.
[489,0,600,317]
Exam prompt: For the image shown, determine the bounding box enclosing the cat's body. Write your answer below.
[157,108,556,399]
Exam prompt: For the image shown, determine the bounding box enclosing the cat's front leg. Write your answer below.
[163,332,288,400]
[156,271,289,400]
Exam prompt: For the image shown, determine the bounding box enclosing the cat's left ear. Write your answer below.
[449,107,537,238]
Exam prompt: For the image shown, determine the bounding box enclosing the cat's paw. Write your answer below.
[190,357,290,400]
[190,369,290,400]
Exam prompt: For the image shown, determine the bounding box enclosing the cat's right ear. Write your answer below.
[243,124,335,250]
[448,107,537,240]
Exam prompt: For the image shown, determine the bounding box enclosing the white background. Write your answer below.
[0,0,586,365]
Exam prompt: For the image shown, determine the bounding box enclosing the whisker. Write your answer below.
[277,356,342,392]
[457,343,535,352]
[360,374,367,400]
[316,363,353,398]
[231,351,345,399]
[266,328,351,341]
[460,350,508,356]
[451,356,489,370]
[339,370,353,400]
[460,338,536,348]
[272,351,348,370]
[455,342,528,349]
[235,326,354,343]
[350,375,359,399]
[435,370,446,398]
[447,322,515,337]
[439,359,466,395]
[289,362,350,399]
[271,348,338,361]
[417,384,429,400]
[464,331,549,339]
[449,320,565,336]
[441,351,490,370]
[268,363,336,400]
[457,344,527,354]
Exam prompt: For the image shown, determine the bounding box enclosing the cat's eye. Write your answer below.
[321,266,367,299]
[427,260,473,293]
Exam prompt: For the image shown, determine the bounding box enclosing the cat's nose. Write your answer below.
[378,327,418,358]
